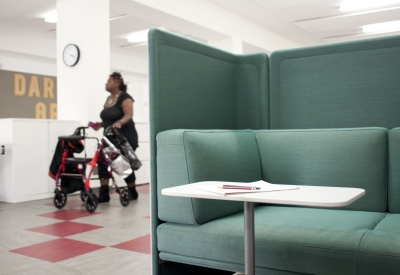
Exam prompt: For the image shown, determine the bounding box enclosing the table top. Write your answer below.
[161,181,365,208]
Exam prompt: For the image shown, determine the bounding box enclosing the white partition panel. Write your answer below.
[0,119,80,203]
[0,144,13,202]
[13,121,49,199]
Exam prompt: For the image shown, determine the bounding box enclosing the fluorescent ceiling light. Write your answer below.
[340,0,400,12]
[363,20,400,33]
[44,12,128,23]
[44,11,57,23]
[127,30,148,44]
[127,28,165,43]
[109,14,128,21]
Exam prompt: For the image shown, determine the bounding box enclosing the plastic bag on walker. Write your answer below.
[120,141,142,170]
[102,137,132,178]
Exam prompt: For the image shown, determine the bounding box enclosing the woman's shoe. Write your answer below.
[128,186,138,200]
[98,186,110,203]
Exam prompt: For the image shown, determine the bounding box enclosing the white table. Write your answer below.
[162,181,365,275]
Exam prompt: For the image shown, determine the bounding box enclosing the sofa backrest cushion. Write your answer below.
[388,128,400,213]
[157,130,262,225]
[254,128,388,212]
[269,35,400,130]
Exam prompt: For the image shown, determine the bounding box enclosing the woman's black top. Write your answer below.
[100,92,138,150]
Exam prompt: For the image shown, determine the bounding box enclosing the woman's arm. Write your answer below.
[112,98,133,129]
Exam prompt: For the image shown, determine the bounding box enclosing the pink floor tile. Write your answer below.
[38,209,101,221]
[46,199,85,209]
[112,234,150,254]
[27,221,103,237]
[10,238,105,263]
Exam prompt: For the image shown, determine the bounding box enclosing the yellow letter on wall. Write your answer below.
[43,77,55,99]
[28,76,40,98]
[14,73,26,96]
[49,103,57,119]
[35,102,46,119]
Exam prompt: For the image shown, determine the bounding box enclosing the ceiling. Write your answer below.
[208,0,400,45]
[0,0,399,57]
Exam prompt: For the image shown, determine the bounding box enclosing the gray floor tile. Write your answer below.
[0,184,151,275]
[60,247,151,275]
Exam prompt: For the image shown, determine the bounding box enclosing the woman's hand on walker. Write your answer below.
[112,121,123,129]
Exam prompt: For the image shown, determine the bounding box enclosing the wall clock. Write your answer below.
[63,44,80,67]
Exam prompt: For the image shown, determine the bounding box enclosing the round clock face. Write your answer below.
[63,44,80,67]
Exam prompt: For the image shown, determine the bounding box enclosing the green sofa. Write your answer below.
[148,29,400,275]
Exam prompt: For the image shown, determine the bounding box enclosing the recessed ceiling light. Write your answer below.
[363,20,400,33]
[340,0,400,12]
[44,11,57,23]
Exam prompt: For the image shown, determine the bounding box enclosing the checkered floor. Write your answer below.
[0,184,151,275]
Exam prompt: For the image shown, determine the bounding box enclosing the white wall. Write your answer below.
[0,50,56,76]
[0,25,57,76]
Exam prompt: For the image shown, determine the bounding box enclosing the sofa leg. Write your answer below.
[157,257,167,264]
[160,261,233,274]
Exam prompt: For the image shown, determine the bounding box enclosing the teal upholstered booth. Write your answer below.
[149,29,400,275]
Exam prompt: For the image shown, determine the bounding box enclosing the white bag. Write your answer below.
[102,137,133,178]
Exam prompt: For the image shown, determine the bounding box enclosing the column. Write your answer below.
[57,0,110,125]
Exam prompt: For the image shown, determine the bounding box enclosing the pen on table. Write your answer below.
[219,185,261,190]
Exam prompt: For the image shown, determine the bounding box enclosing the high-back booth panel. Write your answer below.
[269,36,400,129]
[149,29,269,134]
[149,29,400,275]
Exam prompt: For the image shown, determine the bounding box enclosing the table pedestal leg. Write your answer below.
[244,201,255,275]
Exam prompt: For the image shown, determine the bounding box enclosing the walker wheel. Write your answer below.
[85,194,98,213]
[54,190,67,209]
[119,188,131,207]
[80,188,92,202]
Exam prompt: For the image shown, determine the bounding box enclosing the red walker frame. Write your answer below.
[53,127,131,212]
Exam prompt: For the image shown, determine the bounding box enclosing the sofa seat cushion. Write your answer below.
[158,206,385,275]
[358,214,400,275]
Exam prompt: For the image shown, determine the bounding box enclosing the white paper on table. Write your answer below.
[194,180,299,195]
